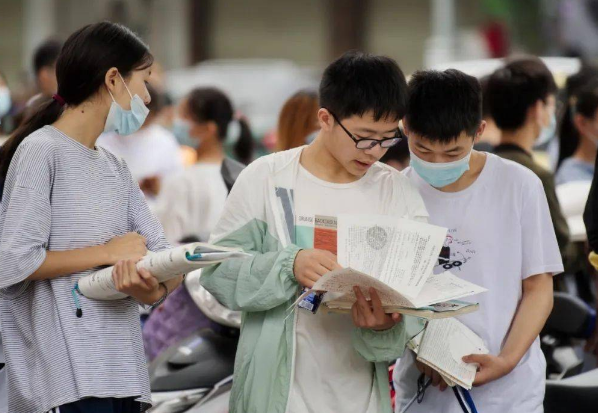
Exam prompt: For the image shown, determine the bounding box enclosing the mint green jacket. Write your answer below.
[201,147,427,413]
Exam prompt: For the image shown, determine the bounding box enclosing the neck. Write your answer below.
[51,101,108,149]
[499,124,537,153]
[437,151,487,193]
[573,135,598,164]
[301,135,361,183]
[195,139,225,163]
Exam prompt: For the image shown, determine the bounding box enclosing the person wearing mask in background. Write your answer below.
[142,87,253,361]
[0,22,183,413]
[151,87,253,245]
[0,71,12,144]
[489,57,571,258]
[276,89,319,151]
[200,51,428,413]
[98,83,183,199]
[556,68,598,184]
[394,68,560,413]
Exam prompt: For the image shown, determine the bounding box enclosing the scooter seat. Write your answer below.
[544,369,598,413]
[150,328,238,392]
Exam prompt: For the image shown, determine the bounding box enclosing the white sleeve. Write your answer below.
[520,177,564,279]
[152,174,191,245]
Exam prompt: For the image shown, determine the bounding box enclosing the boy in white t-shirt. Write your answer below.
[393,69,563,413]
[201,51,428,413]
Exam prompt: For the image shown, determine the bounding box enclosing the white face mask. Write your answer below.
[0,86,11,119]
[103,73,149,135]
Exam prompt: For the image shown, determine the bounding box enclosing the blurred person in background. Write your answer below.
[97,83,183,198]
[151,87,253,245]
[0,71,12,143]
[489,57,571,258]
[380,138,410,171]
[474,76,501,153]
[143,87,253,360]
[32,38,62,99]
[276,89,319,151]
[556,66,598,185]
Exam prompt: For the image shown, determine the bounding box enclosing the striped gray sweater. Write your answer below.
[0,126,169,413]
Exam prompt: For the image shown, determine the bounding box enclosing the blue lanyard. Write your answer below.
[453,386,479,413]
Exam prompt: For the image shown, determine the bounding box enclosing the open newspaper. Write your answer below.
[78,243,251,300]
[307,215,487,318]
[408,318,488,389]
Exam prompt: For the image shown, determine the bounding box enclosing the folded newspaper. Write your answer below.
[408,318,488,389]
[78,243,251,300]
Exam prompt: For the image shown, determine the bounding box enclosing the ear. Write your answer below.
[530,100,545,126]
[205,121,219,138]
[573,112,587,134]
[104,67,120,94]
[318,108,334,132]
[474,120,487,144]
[402,118,411,137]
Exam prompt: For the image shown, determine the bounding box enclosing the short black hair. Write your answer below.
[480,75,492,119]
[319,51,407,122]
[406,69,482,142]
[33,38,63,75]
[486,56,557,131]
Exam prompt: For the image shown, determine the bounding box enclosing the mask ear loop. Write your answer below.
[117,72,134,100]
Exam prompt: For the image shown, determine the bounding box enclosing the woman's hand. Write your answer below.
[351,287,401,331]
[112,259,164,305]
[103,232,147,265]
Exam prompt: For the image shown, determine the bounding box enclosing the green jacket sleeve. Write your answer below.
[352,316,425,363]
[201,224,301,312]
[200,158,302,312]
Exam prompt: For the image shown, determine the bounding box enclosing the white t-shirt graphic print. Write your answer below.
[394,154,563,413]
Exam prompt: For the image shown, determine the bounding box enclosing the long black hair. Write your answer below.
[0,21,153,191]
[558,65,598,169]
[186,87,254,165]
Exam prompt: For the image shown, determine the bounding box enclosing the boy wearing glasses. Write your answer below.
[393,69,561,413]
[200,51,428,413]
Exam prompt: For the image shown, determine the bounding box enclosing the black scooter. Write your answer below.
[543,292,598,413]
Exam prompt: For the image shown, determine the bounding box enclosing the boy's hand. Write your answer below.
[351,287,401,331]
[415,360,449,391]
[462,354,514,386]
[293,249,341,288]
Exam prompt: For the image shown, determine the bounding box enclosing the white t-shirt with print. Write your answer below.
[288,162,425,413]
[393,153,564,413]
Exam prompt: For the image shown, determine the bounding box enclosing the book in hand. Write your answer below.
[301,214,487,319]
[408,318,488,389]
[77,243,251,300]
[320,270,485,319]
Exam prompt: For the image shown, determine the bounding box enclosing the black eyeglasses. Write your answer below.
[328,110,403,150]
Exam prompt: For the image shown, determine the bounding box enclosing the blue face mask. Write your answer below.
[410,148,473,188]
[0,87,11,120]
[535,113,557,148]
[103,73,149,135]
[172,117,199,148]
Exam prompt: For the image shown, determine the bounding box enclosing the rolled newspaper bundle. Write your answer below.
[77,243,250,300]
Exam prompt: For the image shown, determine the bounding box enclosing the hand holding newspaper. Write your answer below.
[308,215,487,318]
[408,318,489,390]
[78,243,251,300]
